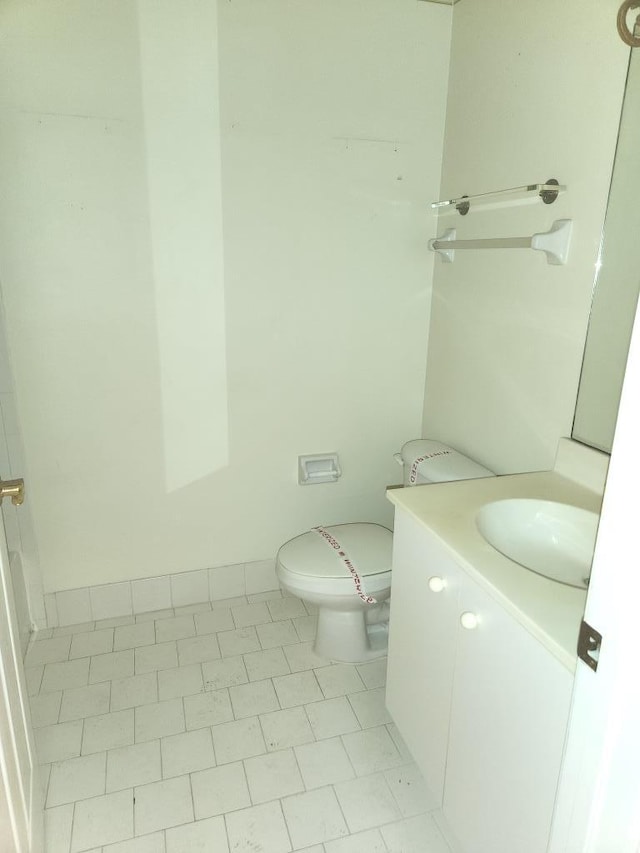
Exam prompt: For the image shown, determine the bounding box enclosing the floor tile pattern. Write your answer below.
[27,592,451,852]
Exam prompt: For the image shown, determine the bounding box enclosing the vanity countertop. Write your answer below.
[387,471,603,671]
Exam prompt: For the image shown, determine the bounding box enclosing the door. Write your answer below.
[547,292,640,850]
[0,479,43,853]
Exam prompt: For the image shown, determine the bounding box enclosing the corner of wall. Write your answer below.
[554,437,610,495]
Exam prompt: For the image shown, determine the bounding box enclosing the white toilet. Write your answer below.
[276,440,494,663]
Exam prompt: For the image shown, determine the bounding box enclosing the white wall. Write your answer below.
[422,0,630,474]
[0,0,451,592]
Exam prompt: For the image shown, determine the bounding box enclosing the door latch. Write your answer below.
[577,619,602,672]
[0,477,24,506]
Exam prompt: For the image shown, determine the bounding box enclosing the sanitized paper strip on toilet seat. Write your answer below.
[312,527,377,604]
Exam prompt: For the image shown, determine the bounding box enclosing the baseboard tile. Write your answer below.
[45,559,279,628]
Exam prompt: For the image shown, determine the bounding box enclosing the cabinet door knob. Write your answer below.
[428,576,445,593]
[460,611,479,630]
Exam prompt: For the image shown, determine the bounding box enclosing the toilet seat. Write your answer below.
[276,523,392,597]
[277,522,392,578]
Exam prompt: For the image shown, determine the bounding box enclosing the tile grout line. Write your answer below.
[132,782,137,841]
[68,799,75,853]
[220,804,232,853]
[277,796,295,853]
[329,775,353,841]
[240,754,253,808]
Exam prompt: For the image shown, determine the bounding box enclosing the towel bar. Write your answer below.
[429,219,573,266]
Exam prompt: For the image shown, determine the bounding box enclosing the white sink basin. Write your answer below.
[476,499,599,589]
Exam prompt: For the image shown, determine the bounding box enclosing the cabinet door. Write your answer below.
[386,510,461,802]
[443,579,573,853]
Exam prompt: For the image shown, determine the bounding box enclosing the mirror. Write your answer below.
[572,49,640,452]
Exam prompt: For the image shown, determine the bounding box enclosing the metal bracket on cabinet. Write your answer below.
[577,619,603,672]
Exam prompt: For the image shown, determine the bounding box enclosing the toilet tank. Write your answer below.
[399,439,494,486]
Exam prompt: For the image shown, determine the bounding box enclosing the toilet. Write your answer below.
[276,440,494,663]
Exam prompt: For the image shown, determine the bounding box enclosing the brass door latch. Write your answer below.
[0,478,24,506]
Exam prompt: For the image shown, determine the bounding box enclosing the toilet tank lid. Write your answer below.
[277,523,392,579]
[401,439,495,483]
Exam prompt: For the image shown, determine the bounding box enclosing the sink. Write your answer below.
[476,499,599,588]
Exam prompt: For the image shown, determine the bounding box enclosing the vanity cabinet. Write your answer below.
[387,509,574,853]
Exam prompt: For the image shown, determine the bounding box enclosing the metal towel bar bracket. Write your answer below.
[429,219,573,266]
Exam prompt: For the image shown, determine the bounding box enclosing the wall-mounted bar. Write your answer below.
[429,219,573,266]
[431,179,565,216]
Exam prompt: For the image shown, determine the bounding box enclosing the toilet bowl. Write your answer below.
[277,440,495,664]
[277,522,393,663]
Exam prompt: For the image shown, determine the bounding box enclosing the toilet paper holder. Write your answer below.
[298,454,341,485]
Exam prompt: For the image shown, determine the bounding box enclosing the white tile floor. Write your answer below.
[27,590,451,853]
